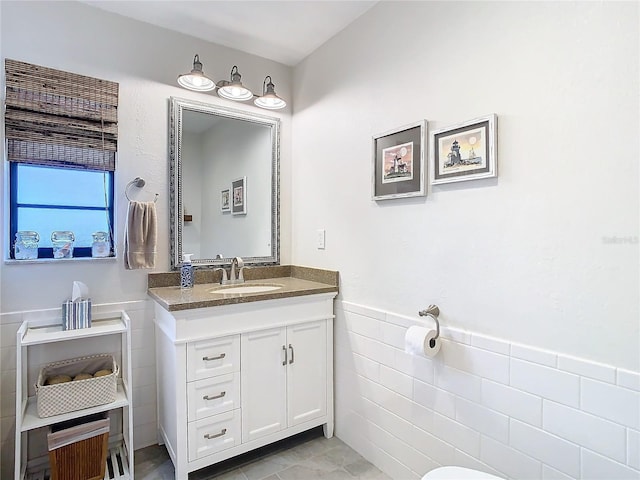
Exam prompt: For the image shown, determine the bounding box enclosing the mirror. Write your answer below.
[169,97,280,269]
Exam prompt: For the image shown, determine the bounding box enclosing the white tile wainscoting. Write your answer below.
[334,301,640,480]
[0,299,158,479]
[1,298,638,480]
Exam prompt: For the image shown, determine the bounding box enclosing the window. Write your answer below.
[4,59,119,260]
[9,164,114,258]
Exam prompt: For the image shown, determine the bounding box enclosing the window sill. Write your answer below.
[4,256,117,265]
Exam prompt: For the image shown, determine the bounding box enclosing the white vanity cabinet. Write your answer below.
[153,292,336,480]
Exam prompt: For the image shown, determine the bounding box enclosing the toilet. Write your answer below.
[422,466,504,479]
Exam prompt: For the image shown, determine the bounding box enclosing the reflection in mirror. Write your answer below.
[170,97,279,269]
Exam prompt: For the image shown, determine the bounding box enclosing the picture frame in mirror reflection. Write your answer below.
[372,120,426,200]
[221,189,230,212]
[431,113,497,185]
[232,176,247,215]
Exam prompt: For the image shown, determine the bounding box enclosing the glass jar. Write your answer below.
[91,231,111,258]
[51,231,75,259]
[14,231,40,260]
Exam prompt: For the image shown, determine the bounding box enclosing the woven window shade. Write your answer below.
[4,59,118,171]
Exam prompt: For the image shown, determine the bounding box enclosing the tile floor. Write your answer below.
[134,428,391,480]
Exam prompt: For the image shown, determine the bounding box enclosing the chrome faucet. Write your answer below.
[229,257,245,284]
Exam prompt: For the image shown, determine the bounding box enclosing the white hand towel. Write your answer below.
[124,201,157,270]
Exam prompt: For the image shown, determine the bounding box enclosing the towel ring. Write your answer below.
[125,177,158,203]
[418,304,440,340]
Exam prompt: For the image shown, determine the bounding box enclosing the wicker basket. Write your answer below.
[48,413,109,480]
[36,354,118,418]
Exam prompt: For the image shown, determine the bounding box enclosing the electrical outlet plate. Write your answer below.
[316,229,326,249]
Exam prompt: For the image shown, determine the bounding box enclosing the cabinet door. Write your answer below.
[241,327,287,442]
[286,320,327,427]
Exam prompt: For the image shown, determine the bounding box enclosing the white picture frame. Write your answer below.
[430,114,497,185]
[221,188,230,212]
[372,120,427,200]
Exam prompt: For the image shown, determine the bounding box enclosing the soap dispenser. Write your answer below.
[180,253,194,289]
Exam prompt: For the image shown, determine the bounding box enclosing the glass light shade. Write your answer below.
[217,83,254,101]
[178,73,215,91]
[177,55,215,92]
[254,94,286,110]
[254,77,286,110]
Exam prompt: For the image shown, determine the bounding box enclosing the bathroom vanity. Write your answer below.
[148,267,338,479]
[161,97,337,478]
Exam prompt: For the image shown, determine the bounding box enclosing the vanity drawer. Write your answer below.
[187,335,240,381]
[188,409,241,462]
[188,373,240,421]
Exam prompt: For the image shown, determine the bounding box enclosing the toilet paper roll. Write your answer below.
[404,326,441,358]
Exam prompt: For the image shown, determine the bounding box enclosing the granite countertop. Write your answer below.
[148,265,339,312]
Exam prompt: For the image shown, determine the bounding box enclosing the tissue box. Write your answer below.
[62,298,92,330]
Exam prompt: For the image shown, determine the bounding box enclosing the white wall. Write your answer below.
[181,119,273,260]
[182,131,204,258]
[0,0,292,312]
[292,2,639,478]
[292,1,639,370]
[202,120,273,258]
[0,1,292,477]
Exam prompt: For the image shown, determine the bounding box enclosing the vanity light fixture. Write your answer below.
[176,55,286,110]
[177,54,216,92]
[254,76,287,110]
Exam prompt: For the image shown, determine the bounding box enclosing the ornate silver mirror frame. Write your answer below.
[169,97,280,269]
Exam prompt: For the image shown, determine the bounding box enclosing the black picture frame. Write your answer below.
[231,177,246,215]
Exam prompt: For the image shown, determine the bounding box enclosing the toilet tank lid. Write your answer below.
[422,466,504,480]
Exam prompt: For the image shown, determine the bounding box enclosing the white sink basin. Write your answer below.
[209,284,283,294]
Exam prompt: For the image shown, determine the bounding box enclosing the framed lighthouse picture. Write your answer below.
[431,114,497,185]
[372,120,426,200]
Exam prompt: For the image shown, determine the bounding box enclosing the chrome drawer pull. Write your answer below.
[203,391,226,401]
[204,428,227,440]
[202,353,226,361]
[288,344,294,364]
[282,345,287,366]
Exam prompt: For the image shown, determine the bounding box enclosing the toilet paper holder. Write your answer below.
[418,304,440,341]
